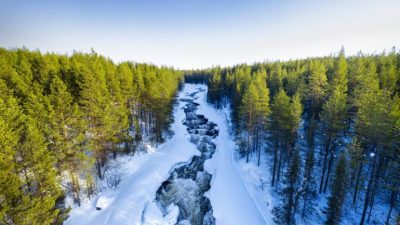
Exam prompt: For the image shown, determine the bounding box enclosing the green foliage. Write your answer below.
[308,60,328,116]
[188,48,400,225]
[0,48,182,224]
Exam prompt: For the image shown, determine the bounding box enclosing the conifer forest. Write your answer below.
[1,1,399,225]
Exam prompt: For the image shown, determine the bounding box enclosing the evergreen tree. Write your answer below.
[0,48,184,224]
[78,57,112,179]
[301,147,316,219]
[273,148,301,225]
[378,48,397,93]
[332,48,348,92]
[48,75,87,204]
[15,117,61,225]
[307,60,328,118]
[239,82,259,162]
[325,153,347,225]
[208,71,222,107]
[270,90,291,186]
[384,160,399,225]
[289,93,302,145]
[269,64,283,97]
[319,87,347,193]
[0,96,24,225]
[254,73,270,165]
[348,138,364,205]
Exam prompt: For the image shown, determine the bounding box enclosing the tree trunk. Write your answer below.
[323,147,335,193]
[277,143,284,184]
[246,131,250,163]
[96,159,102,180]
[112,143,117,159]
[320,135,331,193]
[367,187,377,222]
[359,154,377,225]
[257,127,261,166]
[71,171,81,206]
[385,190,396,225]
[271,141,278,186]
[353,161,363,206]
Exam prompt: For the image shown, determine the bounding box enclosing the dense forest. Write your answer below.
[1,47,399,225]
[0,48,182,225]
[186,48,400,225]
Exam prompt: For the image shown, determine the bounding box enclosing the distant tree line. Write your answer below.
[191,48,400,225]
[0,48,182,225]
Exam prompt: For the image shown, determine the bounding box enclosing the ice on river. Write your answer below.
[65,84,269,225]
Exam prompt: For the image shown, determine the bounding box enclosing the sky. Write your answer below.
[1,0,399,69]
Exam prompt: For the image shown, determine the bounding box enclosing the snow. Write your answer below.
[192,84,269,225]
[64,84,200,225]
[142,202,179,225]
[95,195,114,210]
[65,83,273,225]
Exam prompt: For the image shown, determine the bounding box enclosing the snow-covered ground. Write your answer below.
[64,84,200,225]
[65,83,274,225]
[195,87,270,225]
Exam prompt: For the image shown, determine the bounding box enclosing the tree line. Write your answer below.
[192,48,400,225]
[0,48,182,225]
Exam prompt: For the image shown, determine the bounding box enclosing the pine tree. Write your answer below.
[269,64,283,97]
[289,93,302,146]
[0,96,24,224]
[308,60,328,118]
[320,87,347,193]
[378,49,397,93]
[332,48,348,93]
[254,73,270,165]
[239,82,259,162]
[301,147,316,219]
[348,138,364,205]
[270,90,291,186]
[273,148,301,225]
[384,160,399,225]
[48,75,87,204]
[208,71,222,107]
[325,153,347,225]
[15,117,61,225]
[78,57,112,179]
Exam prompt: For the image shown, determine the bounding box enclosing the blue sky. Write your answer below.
[1,0,399,69]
